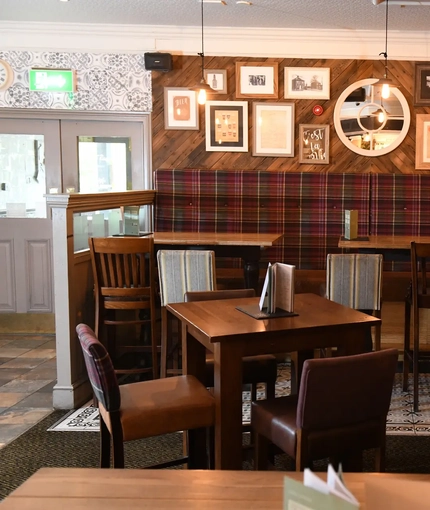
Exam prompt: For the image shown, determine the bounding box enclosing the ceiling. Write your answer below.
[1,0,430,32]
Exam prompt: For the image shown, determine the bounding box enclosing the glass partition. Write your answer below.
[0,133,47,218]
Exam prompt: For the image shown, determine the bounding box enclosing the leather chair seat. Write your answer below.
[205,354,278,388]
[100,375,215,442]
[252,395,298,457]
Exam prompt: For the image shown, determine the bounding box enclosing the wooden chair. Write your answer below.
[184,289,277,401]
[88,236,159,379]
[157,250,216,378]
[76,323,215,469]
[403,242,430,411]
[326,253,383,351]
[251,348,398,472]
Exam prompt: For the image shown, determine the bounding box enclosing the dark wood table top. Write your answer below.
[4,468,430,509]
[167,293,381,347]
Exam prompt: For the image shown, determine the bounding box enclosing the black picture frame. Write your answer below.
[414,63,430,106]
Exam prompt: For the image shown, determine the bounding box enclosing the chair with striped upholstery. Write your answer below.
[76,323,215,469]
[157,250,216,378]
[326,253,383,351]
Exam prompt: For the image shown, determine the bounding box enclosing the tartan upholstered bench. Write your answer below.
[154,169,371,271]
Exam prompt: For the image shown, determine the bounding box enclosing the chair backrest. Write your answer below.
[296,348,398,431]
[89,236,156,301]
[157,250,216,306]
[76,323,121,412]
[411,242,430,300]
[326,253,383,310]
[184,288,255,302]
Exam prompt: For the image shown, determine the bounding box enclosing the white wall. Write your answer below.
[1,21,430,60]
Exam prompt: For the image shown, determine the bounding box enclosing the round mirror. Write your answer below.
[334,78,410,157]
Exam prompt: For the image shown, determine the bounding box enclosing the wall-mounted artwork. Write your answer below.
[205,100,248,152]
[236,62,278,99]
[416,114,430,169]
[204,69,227,94]
[414,63,430,106]
[252,102,295,157]
[284,67,330,100]
[299,124,329,164]
[164,87,199,130]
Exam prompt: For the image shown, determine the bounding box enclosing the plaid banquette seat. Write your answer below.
[154,169,371,271]
[370,175,430,272]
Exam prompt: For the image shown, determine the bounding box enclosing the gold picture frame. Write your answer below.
[252,102,295,157]
[236,62,278,99]
[416,114,430,169]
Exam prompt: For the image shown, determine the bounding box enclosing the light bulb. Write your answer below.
[378,110,385,123]
[381,83,390,99]
[197,88,207,105]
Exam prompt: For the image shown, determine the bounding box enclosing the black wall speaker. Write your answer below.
[144,52,173,72]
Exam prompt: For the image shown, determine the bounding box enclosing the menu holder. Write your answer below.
[284,464,359,509]
[236,304,297,320]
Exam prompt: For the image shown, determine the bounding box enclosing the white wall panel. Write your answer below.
[26,239,52,312]
[0,240,16,312]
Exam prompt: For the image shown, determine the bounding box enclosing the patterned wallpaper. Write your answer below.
[0,51,152,112]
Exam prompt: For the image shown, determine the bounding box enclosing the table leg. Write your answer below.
[213,342,243,470]
[337,327,369,356]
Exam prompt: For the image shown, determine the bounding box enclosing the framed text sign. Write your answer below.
[298,124,329,164]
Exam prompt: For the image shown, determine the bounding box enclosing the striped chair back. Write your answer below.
[157,250,216,306]
[326,253,383,311]
[76,323,121,412]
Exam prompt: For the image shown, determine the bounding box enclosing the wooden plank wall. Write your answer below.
[151,56,430,174]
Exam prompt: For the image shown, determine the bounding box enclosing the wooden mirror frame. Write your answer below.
[333,78,410,157]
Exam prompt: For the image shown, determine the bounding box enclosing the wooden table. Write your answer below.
[153,232,283,292]
[3,467,429,509]
[338,235,430,250]
[167,293,380,470]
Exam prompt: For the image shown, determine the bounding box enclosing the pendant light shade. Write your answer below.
[190,0,212,105]
[377,0,398,98]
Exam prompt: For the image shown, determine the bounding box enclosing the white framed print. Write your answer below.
[204,69,227,94]
[205,100,248,152]
[164,87,199,130]
[252,102,295,157]
[236,62,278,99]
[284,67,330,100]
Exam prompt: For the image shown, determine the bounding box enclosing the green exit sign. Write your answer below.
[29,69,76,93]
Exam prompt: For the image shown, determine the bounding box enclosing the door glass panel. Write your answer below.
[0,134,47,218]
[78,136,131,193]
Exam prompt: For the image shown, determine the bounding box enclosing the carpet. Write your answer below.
[48,365,430,436]
[3,411,430,501]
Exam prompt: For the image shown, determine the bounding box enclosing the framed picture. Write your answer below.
[416,114,430,169]
[164,87,199,130]
[252,102,295,157]
[205,100,248,152]
[414,63,430,106]
[284,67,330,100]
[299,124,329,164]
[236,62,278,99]
[204,69,227,94]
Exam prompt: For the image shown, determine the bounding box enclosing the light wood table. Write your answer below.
[3,468,430,509]
[338,235,430,250]
[167,293,380,470]
[153,232,283,292]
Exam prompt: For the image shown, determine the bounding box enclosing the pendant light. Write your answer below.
[378,0,397,99]
[191,0,213,105]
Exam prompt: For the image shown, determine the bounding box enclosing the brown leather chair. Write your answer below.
[88,236,159,379]
[251,348,398,472]
[184,289,277,401]
[76,323,215,469]
[403,242,430,411]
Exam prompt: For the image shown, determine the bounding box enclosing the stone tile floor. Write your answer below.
[0,334,56,449]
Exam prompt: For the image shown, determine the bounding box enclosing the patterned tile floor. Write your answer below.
[0,334,56,449]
